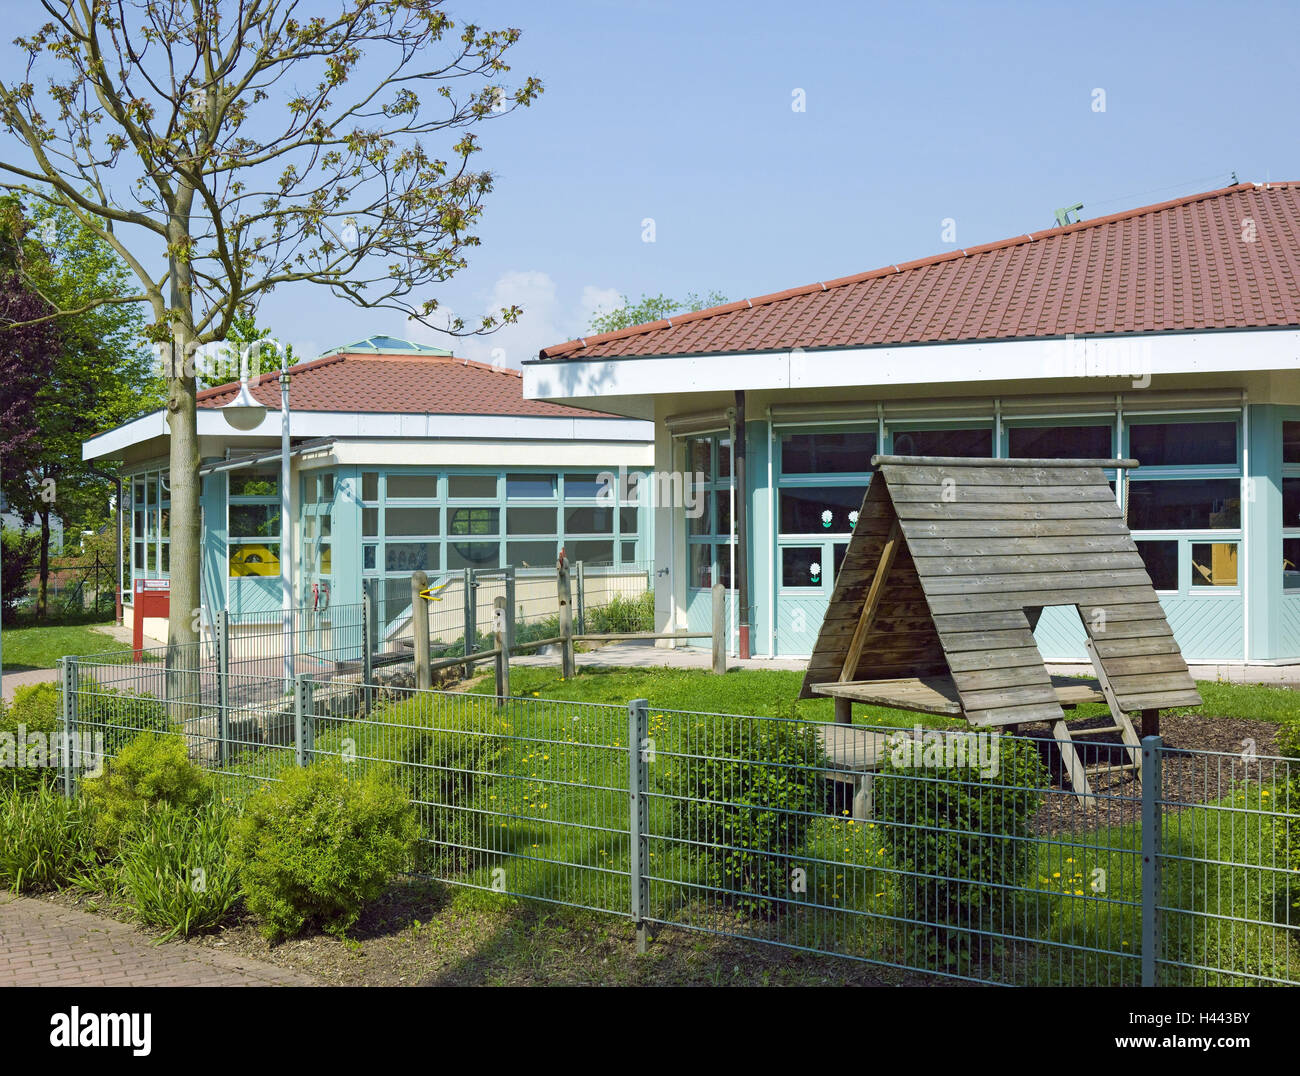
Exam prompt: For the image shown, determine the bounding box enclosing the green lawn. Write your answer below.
[1,622,129,672]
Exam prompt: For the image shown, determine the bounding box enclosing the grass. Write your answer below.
[1,621,129,672]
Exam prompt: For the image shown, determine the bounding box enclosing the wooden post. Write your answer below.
[834,696,852,725]
[575,560,586,636]
[558,554,576,679]
[711,582,726,674]
[411,570,430,690]
[839,520,901,683]
[493,595,510,702]
[1141,708,1159,738]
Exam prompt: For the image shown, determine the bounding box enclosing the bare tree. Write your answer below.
[0,0,541,675]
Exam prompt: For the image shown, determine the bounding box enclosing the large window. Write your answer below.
[1126,418,1242,594]
[685,434,734,589]
[1008,423,1113,459]
[228,468,281,578]
[776,426,875,592]
[129,470,170,592]
[1285,421,1300,592]
[890,426,993,458]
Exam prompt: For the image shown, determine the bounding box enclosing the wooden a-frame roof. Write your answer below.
[799,455,1203,727]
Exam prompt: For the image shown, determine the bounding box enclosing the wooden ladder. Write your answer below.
[1051,638,1144,805]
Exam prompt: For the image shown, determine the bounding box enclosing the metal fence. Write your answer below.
[55,657,1298,987]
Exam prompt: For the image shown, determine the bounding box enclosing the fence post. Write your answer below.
[711,582,727,675]
[628,697,650,953]
[462,568,476,677]
[217,608,230,767]
[59,657,73,797]
[361,589,373,716]
[576,560,586,636]
[411,570,431,689]
[294,672,313,768]
[1140,734,1163,987]
[558,555,576,679]
[493,595,510,703]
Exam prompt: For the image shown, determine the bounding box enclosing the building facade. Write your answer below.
[526,183,1300,668]
[83,337,654,644]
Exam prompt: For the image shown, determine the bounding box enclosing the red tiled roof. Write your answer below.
[198,350,608,418]
[539,182,1300,360]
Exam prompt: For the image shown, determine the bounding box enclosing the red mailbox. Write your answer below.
[132,578,170,660]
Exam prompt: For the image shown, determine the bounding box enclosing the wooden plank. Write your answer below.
[932,610,1040,634]
[1077,603,1172,626]
[881,465,1106,487]
[913,551,1145,577]
[817,725,891,770]
[811,676,965,717]
[965,701,1066,727]
[899,517,1132,539]
[1095,653,1189,676]
[945,646,1046,673]
[839,520,902,682]
[888,484,1117,504]
[960,682,1062,712]
[1085,637,1144,781]
[1090,634,1180,658]
[920,569,1153,596]
[951,664,1057,692]
[939,628,1038,653]
[892,502,1124,521]
[1052,681,1107,706]
[1107,671,1200,695]
[1111,688,1203,710]
[1053,718,1095,804]
[927,586,1156,615]
[906,535,1136,558]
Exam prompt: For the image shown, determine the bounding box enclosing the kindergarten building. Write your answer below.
[526,182,1300,667]
[82,337,653,644]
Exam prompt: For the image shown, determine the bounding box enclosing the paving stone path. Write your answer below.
[0,894,315,987]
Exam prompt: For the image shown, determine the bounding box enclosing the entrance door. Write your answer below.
[775,539,849,655]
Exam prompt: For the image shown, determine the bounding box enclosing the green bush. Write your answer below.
[79,684,171,755]
[1,530,38,615]
[318,694,506,875]
[115,800,242,940]
[1271,722,1299,920]
[230,761,416,942]
[0,682,61,795]
[0,784,99,892]
[667,712,828,919]
[82,731,211,850]
[875,731,1047,974]
[586,590,655,635]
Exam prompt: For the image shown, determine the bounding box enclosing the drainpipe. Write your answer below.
[735,390,751,659]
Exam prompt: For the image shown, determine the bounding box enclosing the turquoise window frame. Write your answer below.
[1122,411,1244,597]
[1281,410,1300,592]
[684,433,734,591]
[126,469,170,598]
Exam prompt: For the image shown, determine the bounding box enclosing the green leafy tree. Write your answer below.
[0,201,160,620]
[0,1,542,675]
[588,291,728,335]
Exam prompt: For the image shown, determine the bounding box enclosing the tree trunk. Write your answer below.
[36,504,50,621]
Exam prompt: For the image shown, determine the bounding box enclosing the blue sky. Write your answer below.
[4,0,1298,368]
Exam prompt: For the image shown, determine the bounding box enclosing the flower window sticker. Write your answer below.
[848,509,859,527]
[821,508,833,528]
[809,560,822,583]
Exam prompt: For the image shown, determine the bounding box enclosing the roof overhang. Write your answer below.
[83,409,653,463]
[522,327,1300,418]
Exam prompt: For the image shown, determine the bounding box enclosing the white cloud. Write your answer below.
[406,271,622,370]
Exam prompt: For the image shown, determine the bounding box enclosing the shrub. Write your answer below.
[586,590,655,635]
[115,800,242,940]
[318,694,506,875]
[81,731,211,850]
[667,712,828,919]
[1271,722,1300,921]
[874,730,1047,974]
[0,784,99,892]
[79,684,171,755]
[0,682,61,795]
[230,761,416,942]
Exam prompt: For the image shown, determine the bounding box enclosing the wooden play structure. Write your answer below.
[800,454,1203,802]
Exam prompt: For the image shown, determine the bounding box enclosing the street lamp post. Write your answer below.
[221,351,294,692]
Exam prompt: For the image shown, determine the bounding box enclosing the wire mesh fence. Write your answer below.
[52,652,1299,986]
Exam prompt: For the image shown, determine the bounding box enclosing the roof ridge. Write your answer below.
[540,181,1298,359]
